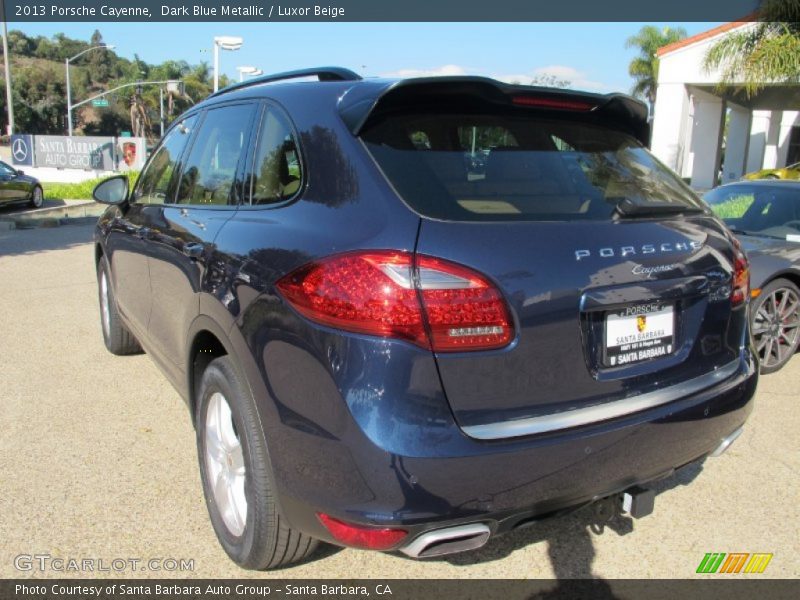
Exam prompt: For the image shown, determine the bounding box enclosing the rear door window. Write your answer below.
[175,103,256,205]
[361,112,702,221]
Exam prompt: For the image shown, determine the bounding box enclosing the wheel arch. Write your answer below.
[186,315,238,423]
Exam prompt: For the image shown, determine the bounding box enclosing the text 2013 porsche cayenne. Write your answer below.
[92,68,757,569]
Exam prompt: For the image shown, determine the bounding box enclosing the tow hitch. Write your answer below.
[621,485,656,519]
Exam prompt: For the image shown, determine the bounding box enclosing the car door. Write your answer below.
[145,102,257,379]
[0,161,21,203]
[105,113,199,339]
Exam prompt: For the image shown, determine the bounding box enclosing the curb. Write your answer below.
[0,200,103,230]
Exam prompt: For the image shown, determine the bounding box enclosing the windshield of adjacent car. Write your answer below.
[360,111,703,221]
[704,184,800,240]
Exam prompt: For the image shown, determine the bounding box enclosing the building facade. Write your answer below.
[650,21,800,189]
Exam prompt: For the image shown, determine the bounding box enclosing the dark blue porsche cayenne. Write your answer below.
[92,68,757,569]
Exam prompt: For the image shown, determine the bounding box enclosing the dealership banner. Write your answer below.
[0,579,798,599]
[2,0,761,22]
[9,135,147,172]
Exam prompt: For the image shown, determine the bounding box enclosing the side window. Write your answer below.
[249,108,303,205]
[175,103,256,205]
[133,114,197,204]
[0,161,17,176]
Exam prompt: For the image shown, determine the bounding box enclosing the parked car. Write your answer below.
[92,68,757,570]
[0,160,43,208]
[742,161,800,181]
[704,180,800,373]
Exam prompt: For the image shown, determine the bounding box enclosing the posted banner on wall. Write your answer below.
[10,135,147,172]
[116,137,146,172]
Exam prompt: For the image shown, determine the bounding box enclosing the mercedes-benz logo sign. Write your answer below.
[12,138,28,162]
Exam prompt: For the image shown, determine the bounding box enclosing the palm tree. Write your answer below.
[704,0,800,97]
[625,26,687,114]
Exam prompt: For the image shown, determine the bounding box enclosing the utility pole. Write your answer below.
[2,18,14,135]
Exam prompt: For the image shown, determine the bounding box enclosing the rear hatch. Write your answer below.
[357,80,747,436]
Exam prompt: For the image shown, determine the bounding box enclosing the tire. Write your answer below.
[29,186,43,208]
[750,278,800,374]
[96,259,142,355]
[196,356,318,569]
[764,174,780,180]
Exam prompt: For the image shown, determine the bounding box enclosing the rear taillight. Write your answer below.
[732,239,749,307]
[317,513,407,550]
[275,251,513,352]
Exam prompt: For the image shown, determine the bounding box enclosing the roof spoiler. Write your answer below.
[338,76,650,146]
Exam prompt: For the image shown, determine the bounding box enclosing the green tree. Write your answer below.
[625,25,687,112]
[88,30,114,83]
[704,0,800,97]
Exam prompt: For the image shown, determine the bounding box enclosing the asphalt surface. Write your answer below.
[0,223,798,580]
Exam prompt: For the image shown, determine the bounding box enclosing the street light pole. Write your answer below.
[65,44,115,136]
[213,42,219,92]
[2,19,14,136]
[212,36,243,93]
[65,57,72,137]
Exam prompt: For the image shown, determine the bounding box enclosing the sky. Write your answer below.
[14,21,722,94]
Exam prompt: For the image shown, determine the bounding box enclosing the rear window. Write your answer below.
[361,112,702,221]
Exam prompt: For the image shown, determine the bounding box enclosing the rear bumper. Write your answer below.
[260,342,757,551]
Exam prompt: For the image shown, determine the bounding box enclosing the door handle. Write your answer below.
[182,242,205,260]
[136,227,152,240]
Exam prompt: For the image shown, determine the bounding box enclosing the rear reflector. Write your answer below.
[276,251,514,352]
[511,96,596,111]
[317,513,407,550]
[731,239,749,307]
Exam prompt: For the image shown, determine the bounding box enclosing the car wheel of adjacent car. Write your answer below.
[96,259,142,355]
[29,186,43,208]
[196,356,318,570]
[764,174,780,180]
[750,278,800,374]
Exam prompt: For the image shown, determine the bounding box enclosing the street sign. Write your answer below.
[92,98,109,107]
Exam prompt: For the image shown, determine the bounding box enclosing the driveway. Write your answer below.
[0,224,797,579]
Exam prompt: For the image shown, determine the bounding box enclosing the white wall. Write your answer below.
[650,83,690,174]
[722,104,751,183]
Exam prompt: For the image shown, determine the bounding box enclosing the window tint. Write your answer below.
[175,103,255,205]
[0,161,16,175]
[133,114,197,204]
[362,112,702,222]
[249,108,302,205]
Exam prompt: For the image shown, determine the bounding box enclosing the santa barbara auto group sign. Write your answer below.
[35,135,116,170]
[10,134,146,172]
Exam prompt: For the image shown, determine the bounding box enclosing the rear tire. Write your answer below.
[196,356,318,569]
[96,259,142,355]
[750,278,800,374]
[29,186,43,208]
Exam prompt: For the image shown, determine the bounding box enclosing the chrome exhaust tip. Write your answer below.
[400,523,491,558]
[710,426,744,457]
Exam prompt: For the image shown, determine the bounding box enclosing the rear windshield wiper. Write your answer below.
[613,197,705,218]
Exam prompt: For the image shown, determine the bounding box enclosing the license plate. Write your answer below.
[604,303,675,367]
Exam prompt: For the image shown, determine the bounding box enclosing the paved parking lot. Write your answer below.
[0,224,798,580]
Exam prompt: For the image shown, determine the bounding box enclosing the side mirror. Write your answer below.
[16,169,24,176]
[93,175,129,205]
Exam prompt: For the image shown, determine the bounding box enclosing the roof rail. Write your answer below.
[211,66,362,97]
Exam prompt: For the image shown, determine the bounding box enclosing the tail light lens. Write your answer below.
[275,251,513,352]
[511,96,596,111]
[731,239,749,307]
[317,513,407,550]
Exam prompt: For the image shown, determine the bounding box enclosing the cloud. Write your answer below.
[379,64,613,92]
[380,64,468,78]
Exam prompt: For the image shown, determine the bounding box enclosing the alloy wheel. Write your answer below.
[205,392,247,536]
[752,286,800,370]
[100,271,111,338]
